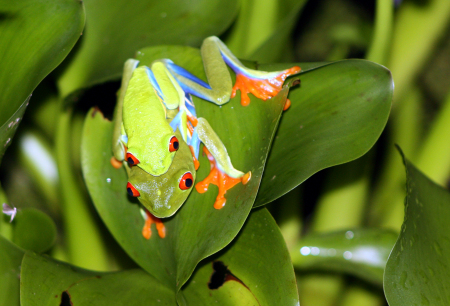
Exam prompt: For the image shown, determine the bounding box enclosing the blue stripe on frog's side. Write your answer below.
[145,66,164,101]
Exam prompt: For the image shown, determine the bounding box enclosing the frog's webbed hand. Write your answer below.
[111,59,139,168]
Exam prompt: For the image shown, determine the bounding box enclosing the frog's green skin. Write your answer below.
[112,36,292,217]
[126,130,195,217]
[122,65,184,176]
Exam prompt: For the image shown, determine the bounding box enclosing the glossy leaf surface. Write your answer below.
[81,46,293,292]
[181,209,299,306]
[0,0,84,124]
[255,60,393,206]
[58,0,239,97]
[12,208,57,253]
[20,252,176,305]
[0,97,29,163]
[291,228,397,285]
[0,236,24,306]
[384,153,450,305]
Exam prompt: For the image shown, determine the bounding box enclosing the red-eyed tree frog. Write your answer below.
[111,36,300,238]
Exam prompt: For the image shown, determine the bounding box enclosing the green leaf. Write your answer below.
[384,151,450,305]
[57,0,239,97]
[12,208,57,253]
[0,236,24,306]
[20,252,176,305]
[81,46,294,292]
[0,97,29,163]
[0,0,85,125]
[181,208,299,306]
[291,228,397,286]
[255,59,393,206]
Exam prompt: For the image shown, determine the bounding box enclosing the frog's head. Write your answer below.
[126,133,180,176]
[125,133,195,218]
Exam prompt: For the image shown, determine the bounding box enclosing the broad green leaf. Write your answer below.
[384,152,450,305]
[0,236,24,306]
[12,208,57,253]
[255,59,393,206]
[0,0,85,125]
[57,0,239,97]
[81,46,295,292]
[291,229,397,286]
[20,252,176,305]
[181,208,299,306]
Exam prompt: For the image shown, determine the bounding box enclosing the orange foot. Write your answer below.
[110,157,123,169]
[195,147,251,209]
[142,210,166,239]
[231,66,301,108]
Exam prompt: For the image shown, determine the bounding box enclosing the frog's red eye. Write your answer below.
[126,152,140,166]
[169,136,179,152]
[126,182,140,197]
[179,172,193,190]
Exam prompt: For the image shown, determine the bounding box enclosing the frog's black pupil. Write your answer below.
[185,178,193,188]
[127,187,134,196]
[173,141,179,150]
[127,157,134,165]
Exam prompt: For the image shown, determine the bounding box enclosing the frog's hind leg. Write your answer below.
[190,118,251,209]
[140,208,166,239]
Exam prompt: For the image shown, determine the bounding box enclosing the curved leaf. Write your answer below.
[181,208,299,306]
[255,59,393,206]
[0,0,85,124]
[0,236,24,306]
[20,252,176,305]
[12,208,57,253]
[291,228,397,285]
[81,46,295,291]
[0,96,29,164]
[384,151,450,305]
[57,0,239,97]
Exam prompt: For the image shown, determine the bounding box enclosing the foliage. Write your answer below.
[1,0,450,305]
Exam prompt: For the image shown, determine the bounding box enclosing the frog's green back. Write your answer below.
[123,66,176,176]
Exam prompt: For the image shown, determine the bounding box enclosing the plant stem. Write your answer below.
[298,155,372,305]
[225,0,278,57]
[275,186,302,251]
[414,90,450,185]
[369,87,423,229]
[340,283,384,306]
[299,273,345,306]
[388,0,450,104]
[366,0,393,65]
[312,157,371,232]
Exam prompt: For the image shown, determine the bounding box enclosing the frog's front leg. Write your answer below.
[141,208,166,239]
[111,59,139,169]
[190,118,251,209]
